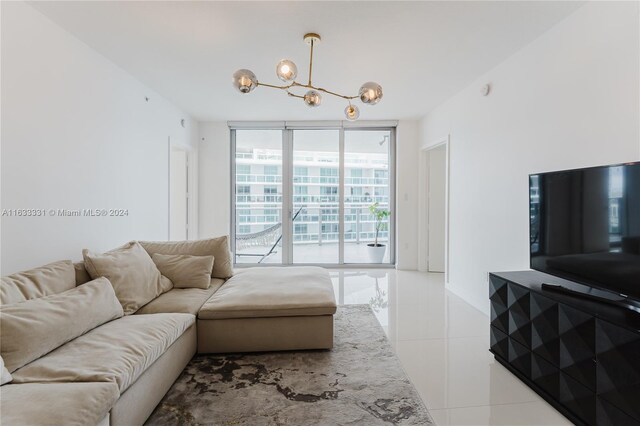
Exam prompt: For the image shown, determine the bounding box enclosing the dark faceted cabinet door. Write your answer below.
[488,273,640,426]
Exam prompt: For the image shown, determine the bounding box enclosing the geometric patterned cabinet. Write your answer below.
[489,271,640,426]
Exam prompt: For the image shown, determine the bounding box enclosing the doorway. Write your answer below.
[419,140,449,277]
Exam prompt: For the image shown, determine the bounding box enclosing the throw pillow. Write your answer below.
[83,242,171,314]
[73,261,93,285]
[0,277,123,373]
[0,356,12,385]
[152,254,214,289]
[139,236,233,279]
[1,260,76,305]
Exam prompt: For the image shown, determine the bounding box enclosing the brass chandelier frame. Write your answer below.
[232,32,382,120]
[257,33,358,102]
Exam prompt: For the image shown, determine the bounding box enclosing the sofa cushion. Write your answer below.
[136,278,225,315]
[0,277,123,373]
[198,267,336,320]
[1,355,12,385]
[152,253,214,289]
[1,382,119,426]
[83,242,172,314]
[11,313,195,392]
[139,236,233,279]
[1,260,76,305]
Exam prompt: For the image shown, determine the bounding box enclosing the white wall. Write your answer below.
[427,145,447,273]
[197,120,420,269]
[395,121,420,270]
[1,2,198,274]
[198,122,231,239]
[420,1,640,314]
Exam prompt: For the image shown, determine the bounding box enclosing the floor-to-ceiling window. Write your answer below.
[233,129,283,264]
[343,130,391,263]
[231,124,395,266]
[292,130,340,264]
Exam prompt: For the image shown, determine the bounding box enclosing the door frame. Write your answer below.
[418,135,451,282]
[168,139,196,240]
[229,122,397,268]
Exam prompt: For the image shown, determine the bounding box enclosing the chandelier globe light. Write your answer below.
[232,69,258,94]
[344,104,360,121]
[303,90,322,107]
[359,82,384,105]
[276,59,297,82]
[232,33,383,121]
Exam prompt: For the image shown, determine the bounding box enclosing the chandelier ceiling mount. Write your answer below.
[232,33,383,121]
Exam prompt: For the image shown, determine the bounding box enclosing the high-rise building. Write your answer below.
[235,148,390,246]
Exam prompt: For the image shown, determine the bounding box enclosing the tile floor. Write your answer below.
[330,269,572,426]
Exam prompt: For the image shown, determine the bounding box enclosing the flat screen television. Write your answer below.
[530,162,640,302]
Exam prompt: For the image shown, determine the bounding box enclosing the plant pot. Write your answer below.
[367,244,386,263]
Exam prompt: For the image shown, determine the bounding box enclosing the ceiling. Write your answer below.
[31,1,584,122]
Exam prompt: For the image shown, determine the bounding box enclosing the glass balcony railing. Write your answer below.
[236,204,390,246]
[236,195,388,204]
[237,174,389,186]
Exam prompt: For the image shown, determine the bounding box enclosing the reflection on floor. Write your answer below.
[330,269,572,426]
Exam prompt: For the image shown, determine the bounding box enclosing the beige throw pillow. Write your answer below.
[139,236,233,279]
[1,356,12,385]
[1,260,76,305]
[152,254,214,289]
[0,277,123,373]
[83,242,171,314]
[73,261,93,285]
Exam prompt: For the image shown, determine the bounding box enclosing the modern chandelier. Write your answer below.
[232,33,383,121]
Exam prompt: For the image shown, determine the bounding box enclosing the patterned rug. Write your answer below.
[146,305,434,425]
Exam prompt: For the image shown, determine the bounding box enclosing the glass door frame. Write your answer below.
[230,121,396,268]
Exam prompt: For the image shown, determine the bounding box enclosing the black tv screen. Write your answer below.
[530,162,640,301]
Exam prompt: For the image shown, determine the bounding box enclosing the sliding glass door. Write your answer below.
[292,130,340,264]
[344,130,392,263]
[233,130,284,264]
[231,125,394,266]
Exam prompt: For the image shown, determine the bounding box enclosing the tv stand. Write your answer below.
[489,271,640,426]
[540,283,640,314]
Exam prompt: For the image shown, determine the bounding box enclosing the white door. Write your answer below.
[170,148,188,240]
[428,145,446,272]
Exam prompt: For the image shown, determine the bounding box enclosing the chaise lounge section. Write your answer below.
[197,266,337,353]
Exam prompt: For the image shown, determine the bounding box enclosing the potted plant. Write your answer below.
[367,202,390,263]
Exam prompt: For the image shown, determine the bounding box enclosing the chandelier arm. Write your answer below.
[286,91,305,99]
[256,82,293,90]
[313,87,359,100]
[258,80,357,101]
[292,81,358,100]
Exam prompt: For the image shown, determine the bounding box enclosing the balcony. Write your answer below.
[235,240,391,264]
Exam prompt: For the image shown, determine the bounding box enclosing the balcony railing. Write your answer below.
[236,150,388,168]
[235,195,388,205]
[236,204,390,246]
[237,174,388,186]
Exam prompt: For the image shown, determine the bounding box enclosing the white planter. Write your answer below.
[367,244,386,263]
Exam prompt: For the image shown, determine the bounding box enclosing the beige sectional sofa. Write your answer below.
[0,236,336,426]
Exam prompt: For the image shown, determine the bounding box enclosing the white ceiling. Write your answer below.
[31,1,584,122]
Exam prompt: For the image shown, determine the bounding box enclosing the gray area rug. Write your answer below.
[146,305,434,425]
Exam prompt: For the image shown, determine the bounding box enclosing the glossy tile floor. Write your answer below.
[330,269,572,426]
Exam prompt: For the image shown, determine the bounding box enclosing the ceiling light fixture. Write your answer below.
[232,33,383,121]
